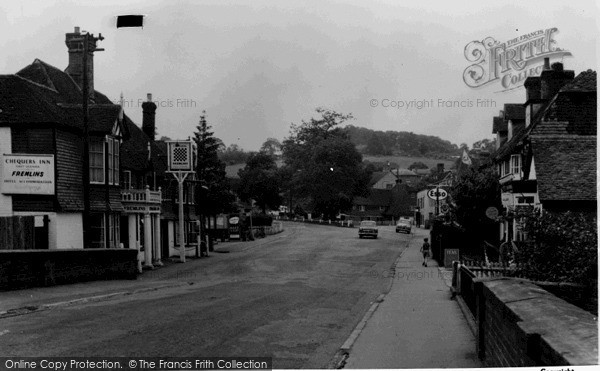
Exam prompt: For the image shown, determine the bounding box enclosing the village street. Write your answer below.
[0,222,410,368]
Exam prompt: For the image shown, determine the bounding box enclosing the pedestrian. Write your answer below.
[420,238,430,267]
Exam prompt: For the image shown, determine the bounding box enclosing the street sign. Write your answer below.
[427,187,448,200]
[229,216,240,225]
[485,206,499,220]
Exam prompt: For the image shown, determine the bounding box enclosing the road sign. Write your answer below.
[444,249,460,267]
[427,187,448,200]
[485,207,499,220]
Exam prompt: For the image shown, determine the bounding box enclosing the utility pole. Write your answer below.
[76,31,104,248]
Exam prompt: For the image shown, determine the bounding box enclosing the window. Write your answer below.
[108,213,120,248]
[90,139,105,183]
[106,137,120,185]
[510,154,521,175]
[517,196,534,204]
[90,136,119,185]
[359,205,365,212]
[122,171,131,190]
[89,213,105,248]
[503,160,510,176]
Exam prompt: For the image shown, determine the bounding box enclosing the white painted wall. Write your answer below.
[12,211,83,249]
[53,213,83,249]
[0,127,13,216]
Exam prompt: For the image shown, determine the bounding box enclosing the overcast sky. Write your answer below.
[1,0,597,150]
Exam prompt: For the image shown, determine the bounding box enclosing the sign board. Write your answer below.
[444,249,460,268]
[166,141,193,172]
[2,154,55,195]
[485,206,499,220]
[501,193,513,208]
[229,216,239,225]
[122,204,161,214]
[427,187,448,200]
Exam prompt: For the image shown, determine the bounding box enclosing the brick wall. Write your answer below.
[0,249,138,290]
[475,278,598,366]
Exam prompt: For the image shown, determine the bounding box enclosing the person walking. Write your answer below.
[420,238,430,267]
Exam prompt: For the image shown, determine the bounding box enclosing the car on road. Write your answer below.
[396,220,411,234]
[358,220,378,239]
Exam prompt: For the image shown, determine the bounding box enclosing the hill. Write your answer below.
[345,125,460,159]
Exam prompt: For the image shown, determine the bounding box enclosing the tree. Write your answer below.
[238,152,282,213]
[193,111,235,215]
[282,108,372,219]
[260,138,282,157]
[408,161,429,170]
[449,164,502,252]
[218,144,252,165]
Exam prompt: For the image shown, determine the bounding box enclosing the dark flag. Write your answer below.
[116,15,145,28]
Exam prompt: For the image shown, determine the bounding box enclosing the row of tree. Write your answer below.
[193,108,374,220]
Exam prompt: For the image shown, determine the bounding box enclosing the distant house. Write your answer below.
[350,184,416,222]
[492,59,596,242]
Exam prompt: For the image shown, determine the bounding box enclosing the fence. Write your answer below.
[251,221,284,236]
[0,216,35,250]
[275,216,355,228]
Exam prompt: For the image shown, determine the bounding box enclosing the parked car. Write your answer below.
[358,220,378,239]
[396,220,411,234]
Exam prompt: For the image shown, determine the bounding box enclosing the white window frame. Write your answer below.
[90,138,105,184]
[359,205,366,212]
[510,154,521,175]
[122,170,131,190]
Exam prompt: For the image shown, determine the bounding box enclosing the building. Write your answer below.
[0,27,202,261]
[0,54,126,249]
[492,59,596,242]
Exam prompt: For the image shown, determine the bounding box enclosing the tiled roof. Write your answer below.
[530,121,570,136]
[531,137,596,201]
[0,75,66,124]
[16,59,82,104]
[354,188,391,206]
[503,103,525,121]
[369,171,387,186]
[560,70,596,93]
[493,124,527,161]
[392,168,418,176]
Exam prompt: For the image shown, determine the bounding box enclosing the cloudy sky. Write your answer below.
[1,0,597,150]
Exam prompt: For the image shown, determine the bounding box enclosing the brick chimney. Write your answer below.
[142,94,157,141]
[65,27,98,100]
[540,59,575,100]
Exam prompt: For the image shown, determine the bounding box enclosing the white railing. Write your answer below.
[121,186,162,204]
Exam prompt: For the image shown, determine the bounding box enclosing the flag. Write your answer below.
[461,149,472,165]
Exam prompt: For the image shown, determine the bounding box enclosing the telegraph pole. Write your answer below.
[77,31,104,248]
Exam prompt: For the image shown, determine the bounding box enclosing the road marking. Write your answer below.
[0,330,9,336]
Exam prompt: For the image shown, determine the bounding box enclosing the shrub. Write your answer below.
[514,209,597,286]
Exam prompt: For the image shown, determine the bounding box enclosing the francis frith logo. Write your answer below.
[463,28,571,91]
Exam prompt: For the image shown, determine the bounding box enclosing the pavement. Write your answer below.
[343,226,482,369]
[0,235,282,316]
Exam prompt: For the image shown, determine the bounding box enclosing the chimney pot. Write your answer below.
[543,58,550,70]
[551,62,564,72]
[147,93,152,102]
[74,26,80,34]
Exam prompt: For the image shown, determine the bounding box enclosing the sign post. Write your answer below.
[427,187,448,216]
[167,141,194,263]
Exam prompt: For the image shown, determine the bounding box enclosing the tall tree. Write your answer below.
[260,137,282,157]
[238,152,281,213]
[193,111,235,214]
[282,108,372,219]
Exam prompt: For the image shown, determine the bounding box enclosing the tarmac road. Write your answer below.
[0,222,410,368]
